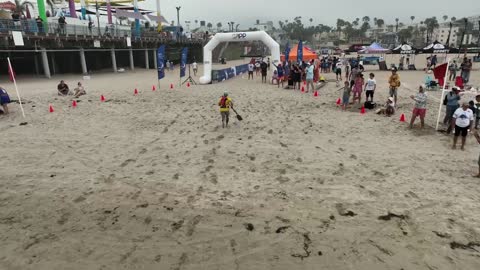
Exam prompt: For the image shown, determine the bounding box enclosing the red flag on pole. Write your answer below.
[433,63,448,87]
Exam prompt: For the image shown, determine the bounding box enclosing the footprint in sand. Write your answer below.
[185,215,203,236]
[120,159,136,168]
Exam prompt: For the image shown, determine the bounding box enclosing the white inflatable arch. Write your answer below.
[199,31,281,84]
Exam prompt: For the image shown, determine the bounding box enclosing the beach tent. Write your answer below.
[281,44,318,62]
[422,41,451,54]
[392,43,418,54]
[358,42,390,54]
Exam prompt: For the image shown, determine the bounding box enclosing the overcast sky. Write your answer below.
[139,0,480,28]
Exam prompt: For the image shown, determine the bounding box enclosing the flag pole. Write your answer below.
[435,58,450,131]
[7,57,25,118]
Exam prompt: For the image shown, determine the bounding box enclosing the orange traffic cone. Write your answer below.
[187,82,190,87]
[134,88,138,95]
[301,86,305,93]
[152,85,156,91]
[313,91,318,97]
[49,105,54,113]
[360,106,366,114]
[100,95,106,102]
[72,100,77,108]
[336,98,342,105]
[170,83,174,89]
[400,113,406,122]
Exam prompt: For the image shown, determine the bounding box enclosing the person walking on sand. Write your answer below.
[388,67,401,106]
[0,86,11,114]
[218,91,233,128]
[409,85,428,129]
[342,81,351,111]
[451,102,474,150]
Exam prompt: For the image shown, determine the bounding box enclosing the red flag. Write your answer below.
[433,63,447,80]
[8,61,15,82]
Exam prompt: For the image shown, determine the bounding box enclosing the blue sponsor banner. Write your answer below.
[180,47,188,78]
[157,45,166,80]
[211,64,249,83]
[297,40,303,64]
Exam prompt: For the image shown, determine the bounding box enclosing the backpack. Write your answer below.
[219,97,228,108]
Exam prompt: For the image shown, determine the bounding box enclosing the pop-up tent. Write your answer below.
[392,43,418,54]
[358,42,390,54]
[422,40,459,54]
[281,44,318,62]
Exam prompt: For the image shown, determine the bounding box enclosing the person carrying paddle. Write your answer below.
[218,91,233,128]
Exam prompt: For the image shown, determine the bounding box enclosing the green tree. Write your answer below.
[216,22,222,30]
[398,26,414,42]
[443,15,448,21]
[207,22,213,29]
[362,16,370,24]
[451,17,456,23]
[376,19,385,28]
[424,17,439,43]
[410,16,415,24]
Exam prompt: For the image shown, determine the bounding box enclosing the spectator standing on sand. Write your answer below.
[444,87,461,133]
[260,61,268,84]
[409,85,428,129]
[388,67,401,106]
[248,62,254,80]
[352,73,364,105]
[364,73,376,102]
[342,81,351,111]
[448,60,458,81]
[451,102,474,150]
[460,58,472,84]
[305,61,314,93]
[273,63,284,88]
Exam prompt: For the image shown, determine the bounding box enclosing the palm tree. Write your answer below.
[216,22,222,30]
[362,16,370,23]
[443,15,448,22]
[377,19,385,28]
[451,17,457,22]
[410,16,415,24]
[194,20,198,27]
[207,22,212,30]
[309,18,313,26]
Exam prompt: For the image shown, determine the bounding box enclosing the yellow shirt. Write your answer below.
[388,74,401,88]
[219,97,232,112]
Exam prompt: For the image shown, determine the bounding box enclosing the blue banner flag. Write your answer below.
[297,40,303,64]
[284,42,291,63]
[157,45,165,80]
[180,47,188,78]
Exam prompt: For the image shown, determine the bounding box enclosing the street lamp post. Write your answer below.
[235,24,240,32]
[175,6,181,39]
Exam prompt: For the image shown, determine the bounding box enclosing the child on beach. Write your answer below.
[342,81,351,111]
[364,73,376,102]
[271,70,278,85]
[352,73,364,105]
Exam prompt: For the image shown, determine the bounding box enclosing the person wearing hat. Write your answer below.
[443,87,462,133]
[409,85,428,129]
[218,91,233,128]
[376,97,395,116]
[388,67,401,106]
[452,102,474,150]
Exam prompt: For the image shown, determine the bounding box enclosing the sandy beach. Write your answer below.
[1,57,480,270]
